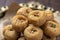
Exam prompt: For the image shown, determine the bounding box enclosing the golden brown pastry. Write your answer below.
[18,37,25,40]
[43,20,60,37]
[28,10,46,26]
[24,24,43,40]
[16,7,32,17]
[45,10,54,21]
[42,35,56,40]
[11,15,28,32]
[3,25,18,40]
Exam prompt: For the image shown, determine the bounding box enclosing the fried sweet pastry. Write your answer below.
[45,10,54,21]
[24,24,43,40]
[11,15,28,32]
[3,25,18,40]
[18,37,25,40]
[42,35,56,40]
[16,7,32,17]
[28,10,46,26]
[43,21,60,37]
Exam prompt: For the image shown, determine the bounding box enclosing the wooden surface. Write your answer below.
[0,0,60,11]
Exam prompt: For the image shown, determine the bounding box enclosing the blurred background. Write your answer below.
[0,0,60,11]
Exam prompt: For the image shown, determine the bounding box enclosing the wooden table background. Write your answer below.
[0,0,60,11]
